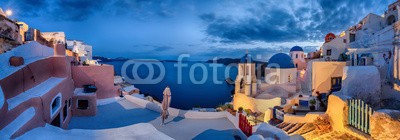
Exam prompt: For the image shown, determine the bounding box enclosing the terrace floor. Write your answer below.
[68,98,241,140]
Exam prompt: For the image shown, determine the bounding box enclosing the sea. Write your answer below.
[102,61,238,110]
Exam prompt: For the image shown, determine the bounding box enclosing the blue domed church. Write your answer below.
[265,53,297,85]
[233,52,298,113]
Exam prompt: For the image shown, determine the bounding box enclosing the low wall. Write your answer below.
[125,95,227,119]
[326,94,348,131]
[326,94,372,140]
[71,65,119,99]
[233,93,281,113]
[370,110,400,139]
[283,112,324,123]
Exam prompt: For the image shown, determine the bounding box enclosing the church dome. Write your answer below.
[290,46,303,52]
[240,54,253,63]
[267,53,294,68]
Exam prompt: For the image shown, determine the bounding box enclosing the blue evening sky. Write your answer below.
[0,0,396,60]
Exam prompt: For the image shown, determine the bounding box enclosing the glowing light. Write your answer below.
[339,31,346,37]
[5,9,12,16]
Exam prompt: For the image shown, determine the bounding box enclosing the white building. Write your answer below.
[321,32,348,61]
[42,32,66,45]
[66,40,93,62]
[289,46,306,70]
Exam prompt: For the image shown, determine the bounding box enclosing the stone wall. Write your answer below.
[326,95,348,131]
[233,93,281,113]
[370,110,400,139]
[0,15,22,54]
[71,65,119,99]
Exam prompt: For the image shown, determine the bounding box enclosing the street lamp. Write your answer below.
[5,9,12,17]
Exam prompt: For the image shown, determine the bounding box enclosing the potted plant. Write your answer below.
[309,99,316,110]
[238,107,243,114]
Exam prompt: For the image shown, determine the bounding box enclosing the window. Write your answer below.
[77,100,89,110]
[296,54,298,58]
[343,39,347,43]
[295,64,298,68]
[326,49,332,56]
[387,15,396,26]
[68,98,72,108]
[63,100,68,121]
[331,77,342,92]
[350,34,355,42]
[50,93,62,118]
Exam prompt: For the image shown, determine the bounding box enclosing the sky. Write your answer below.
[0,0,397,61]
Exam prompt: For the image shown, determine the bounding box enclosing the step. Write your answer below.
[296,124,316,135]
[7,77,66,110]
[0,107,35,138]
[282,123,296,132]
[287,123,305,134]
[277,122,289,129]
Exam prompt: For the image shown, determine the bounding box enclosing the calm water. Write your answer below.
[103,61,238,110]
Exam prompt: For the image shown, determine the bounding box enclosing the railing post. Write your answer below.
[352,99,355,126]
[361,100,364,132]
[357,99,361,129]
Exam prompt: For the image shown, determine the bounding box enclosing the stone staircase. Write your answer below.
[274,122,315,136]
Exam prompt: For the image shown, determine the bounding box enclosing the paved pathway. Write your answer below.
[69,98,240,140]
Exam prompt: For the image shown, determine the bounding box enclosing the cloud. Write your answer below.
[51,0,109,21]
[153,46,173,51]
[3,0,48,17]
[200,0,395,43]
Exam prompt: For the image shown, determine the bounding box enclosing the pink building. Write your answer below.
[0,42,120,138]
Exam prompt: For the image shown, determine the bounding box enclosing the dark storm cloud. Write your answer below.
[200,0,394,43]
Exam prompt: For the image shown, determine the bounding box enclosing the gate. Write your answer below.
[347,99,374,134]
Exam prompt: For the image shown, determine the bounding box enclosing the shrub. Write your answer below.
[310,99,316,105]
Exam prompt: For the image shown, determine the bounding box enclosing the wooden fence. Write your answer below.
[239,113,252,137]
[347,99,374,134]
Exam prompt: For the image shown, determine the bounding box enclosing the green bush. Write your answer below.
[310,99,316,105]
